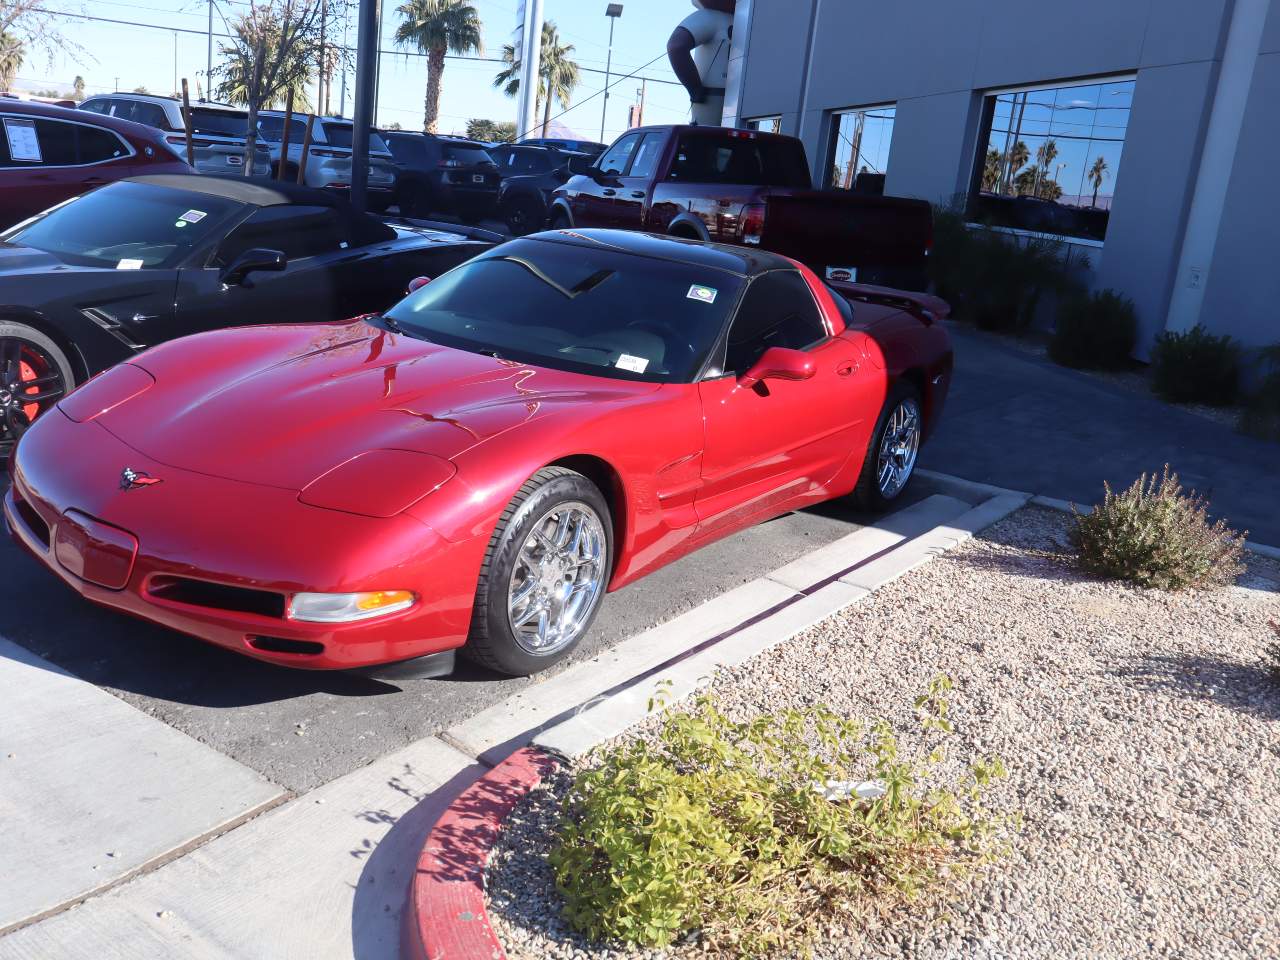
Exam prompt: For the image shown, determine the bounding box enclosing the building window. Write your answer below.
[744,116,781,134]
[970,77,1134,242]
[826,105,895,196]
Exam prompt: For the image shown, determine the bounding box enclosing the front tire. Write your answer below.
[465,467,612,676]
[503,195,545,236]
[853,381,923,512]
[1,322,74,452]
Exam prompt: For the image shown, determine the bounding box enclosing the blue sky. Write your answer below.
[18,0,699,139]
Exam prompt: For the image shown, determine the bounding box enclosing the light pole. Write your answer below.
[600,4,623,143]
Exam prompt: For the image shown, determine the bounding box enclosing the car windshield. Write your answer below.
[321,123,389,152]
[383,238,743,383]
[442,143,495,166]
[1,181,244,269]
[188,107,251,137]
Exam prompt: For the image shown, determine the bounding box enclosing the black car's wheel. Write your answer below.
[0,322,74,452]
[548,208,572,231]
[398,182,432,218]
[852,380,923,512]
[465,467,612,676]
[503,196,545,236]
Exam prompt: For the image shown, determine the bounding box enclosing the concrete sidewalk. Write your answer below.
[922,325,1280,546]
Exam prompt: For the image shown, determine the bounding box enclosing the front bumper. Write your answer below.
[5,415,486,670]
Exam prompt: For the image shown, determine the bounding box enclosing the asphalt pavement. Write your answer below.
[0,476,955,793]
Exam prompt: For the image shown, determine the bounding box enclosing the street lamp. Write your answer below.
[600,4,623,143]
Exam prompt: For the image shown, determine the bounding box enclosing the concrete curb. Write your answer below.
[403,746,560,960]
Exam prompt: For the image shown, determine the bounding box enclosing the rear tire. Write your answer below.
[0,322,75,453]
[465,467,612,676]
[852,381,923,512]
[503,196,545,236]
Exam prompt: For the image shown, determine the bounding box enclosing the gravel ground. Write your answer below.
[485,507,1280,959]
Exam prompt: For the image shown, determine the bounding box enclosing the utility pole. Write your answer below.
[206,0,212,96]
[637,78,645,126]
[351,0,377,211]
[515,0,543,140]
[173,31,178,96]
[317,0,327,117]
[600,4,623,143]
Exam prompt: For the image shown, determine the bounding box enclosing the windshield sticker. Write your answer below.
[178,209,207,224]
[3,118,40,162]
[116,258,144,270]
[825,266,857,283]
[616,354,649,374]
[687,284,718,304]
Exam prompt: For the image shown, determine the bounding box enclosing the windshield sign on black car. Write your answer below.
[383,238,743,383]
[1,182,241,269]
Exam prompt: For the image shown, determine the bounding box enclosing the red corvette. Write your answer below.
[5,230,951,675]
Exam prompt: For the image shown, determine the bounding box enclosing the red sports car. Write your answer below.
[5,230,951,676]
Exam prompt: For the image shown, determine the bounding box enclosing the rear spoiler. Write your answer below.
[827,280,951,325]
[383,215,506,245]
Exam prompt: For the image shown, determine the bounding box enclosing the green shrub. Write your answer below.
[549,679,1008,956]
[1150,325,1241,405]
[1070,466,1247,590]
[1240,345,1280,441]
[1049,289,1138,369]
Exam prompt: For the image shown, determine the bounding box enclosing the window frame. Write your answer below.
[824,102,896,195]
[706,268,830,379]
[595,132,643,177]
[211,204,356,267]
[966,74,1136,244]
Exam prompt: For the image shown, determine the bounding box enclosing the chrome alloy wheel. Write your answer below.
[877,397,921,500]
[506,501,607,656]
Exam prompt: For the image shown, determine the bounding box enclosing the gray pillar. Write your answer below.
[350,0,378,212]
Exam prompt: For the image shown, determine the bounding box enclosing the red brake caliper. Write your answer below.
[18,358,40,421]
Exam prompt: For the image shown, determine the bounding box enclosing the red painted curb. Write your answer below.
[402,746,561,960]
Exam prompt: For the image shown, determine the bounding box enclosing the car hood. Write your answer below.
[97,319,659,491]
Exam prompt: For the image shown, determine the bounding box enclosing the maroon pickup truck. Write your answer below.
[549,124,933,290]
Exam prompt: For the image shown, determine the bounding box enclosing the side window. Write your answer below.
[488,146,511,168]
[627,133,665,179]
[80,98,111,115]
[723,271,827,374]
[596,134,641,176]
[33,119,78,165]
[77,126,128,164]
[387,135,427,166]
[215,205,351,265]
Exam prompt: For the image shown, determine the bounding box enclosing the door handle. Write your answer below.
[631,190,645,198]
[837,360,858,376]
[602,188,616,196]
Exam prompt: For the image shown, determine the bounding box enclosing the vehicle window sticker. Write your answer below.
[116,258,144,270]
[687,284,718,304]
[4,118,41,162]
[616,354,649,374]
[178,209,207,224]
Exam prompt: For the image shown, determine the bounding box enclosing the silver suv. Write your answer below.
[256,112,398,210]
[79,94,272,177]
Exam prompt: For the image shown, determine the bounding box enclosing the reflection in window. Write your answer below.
[970,77,1133,242]
[827,105,895,196]
[744,116,781,134]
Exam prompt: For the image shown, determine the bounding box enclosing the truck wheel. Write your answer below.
[549,209,572,231]
[503,196,545,236]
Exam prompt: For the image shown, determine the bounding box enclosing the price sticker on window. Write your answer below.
[687,284,718,305]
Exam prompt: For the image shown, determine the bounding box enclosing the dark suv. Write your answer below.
[379,131,500,221]
[488,143,584,235]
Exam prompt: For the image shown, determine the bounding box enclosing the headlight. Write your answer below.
[288,590,416,623]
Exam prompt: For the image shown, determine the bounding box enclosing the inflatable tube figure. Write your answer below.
[667,0,736,126]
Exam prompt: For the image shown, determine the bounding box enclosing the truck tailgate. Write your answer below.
[760,192,933,291]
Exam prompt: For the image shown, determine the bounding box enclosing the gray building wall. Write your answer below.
[731,0,1278,353]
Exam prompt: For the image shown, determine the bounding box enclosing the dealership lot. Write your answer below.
[0,474,970,793]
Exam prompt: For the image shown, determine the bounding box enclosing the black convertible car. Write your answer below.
[0,175,496,449]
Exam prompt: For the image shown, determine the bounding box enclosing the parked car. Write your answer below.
[5,229,952,677]
[79,94,273,178]
[487,143,586,235]
[523,137,607,157]
[0,174,497,450]
[380,130,500,221]
[550,125,935,290]
[257,113,398,211]
[0,99,191,230]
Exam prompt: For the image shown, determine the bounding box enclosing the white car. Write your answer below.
[257,113,398,211]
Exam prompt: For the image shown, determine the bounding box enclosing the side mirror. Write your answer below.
[738,346,816,390]
[566,155,595,177]
[407,276,431,295]
[220,248,286,286]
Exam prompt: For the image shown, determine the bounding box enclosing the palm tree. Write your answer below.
[394,0,482,134]
[0,33,23,92]
[1032,138,1058,198]
[493,21,580,138]
[1088,155,1110,208]
[982,148,1002,193]
[1004,140,1030,195]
